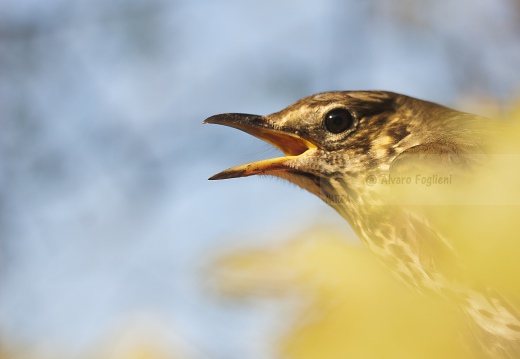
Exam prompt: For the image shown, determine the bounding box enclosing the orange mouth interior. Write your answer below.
[254,129,315,156]
[209,128,316,180]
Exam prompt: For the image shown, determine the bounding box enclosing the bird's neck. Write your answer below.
[329,192,520,356]
[325,180,445,295]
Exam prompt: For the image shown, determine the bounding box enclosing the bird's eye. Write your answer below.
[324,109,354,134]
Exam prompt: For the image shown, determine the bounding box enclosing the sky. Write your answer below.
[1,0,520,358]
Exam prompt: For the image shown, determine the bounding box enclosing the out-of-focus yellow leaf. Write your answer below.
[213,227,477,359]
[432,101,520,301]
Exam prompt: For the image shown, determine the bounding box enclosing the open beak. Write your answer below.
[204,113,316,180]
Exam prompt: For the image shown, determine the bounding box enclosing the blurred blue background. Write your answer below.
[1,0,519,357]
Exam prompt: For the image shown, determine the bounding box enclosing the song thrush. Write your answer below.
[205,91,520,358]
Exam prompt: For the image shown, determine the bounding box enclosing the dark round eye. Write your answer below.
[324,109,354,134]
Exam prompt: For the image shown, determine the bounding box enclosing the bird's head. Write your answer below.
[205,91,488,222]
[208,92,418,201]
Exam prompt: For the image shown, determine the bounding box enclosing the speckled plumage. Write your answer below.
[206,91,520,358]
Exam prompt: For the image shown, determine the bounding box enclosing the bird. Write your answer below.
[204,91,520,358]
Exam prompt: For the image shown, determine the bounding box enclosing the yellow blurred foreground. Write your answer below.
[213,227,479,359]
